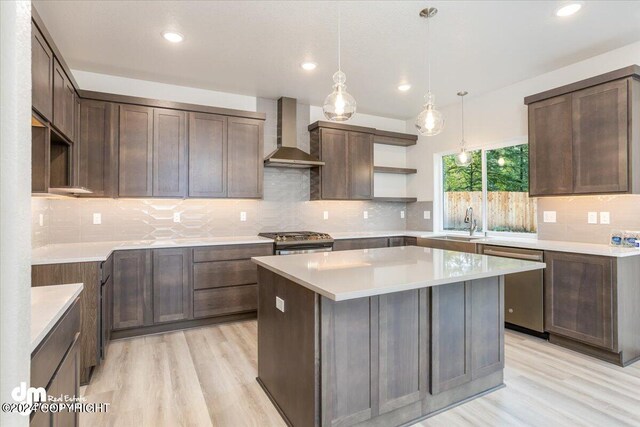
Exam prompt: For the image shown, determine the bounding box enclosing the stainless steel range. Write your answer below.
[258,231,333,255]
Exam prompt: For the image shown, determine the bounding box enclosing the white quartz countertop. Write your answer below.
[31,283,83,352]
[252,246,546,301]
[31,236,274,265]
[469,236,640,258]
[329,230,443,239]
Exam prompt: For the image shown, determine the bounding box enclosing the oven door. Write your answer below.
[276,245,333,255]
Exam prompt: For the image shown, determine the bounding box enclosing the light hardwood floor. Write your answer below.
[81,321,640,427]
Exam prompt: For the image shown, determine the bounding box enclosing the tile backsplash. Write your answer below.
[537,195,640,244]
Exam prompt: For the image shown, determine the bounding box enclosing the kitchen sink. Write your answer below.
[431,235,483,242]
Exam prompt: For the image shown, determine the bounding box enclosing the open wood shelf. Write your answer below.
[374,166,417,174]
[373,197,418,203]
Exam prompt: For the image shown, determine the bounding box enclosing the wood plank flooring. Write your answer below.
[81,321,640,427]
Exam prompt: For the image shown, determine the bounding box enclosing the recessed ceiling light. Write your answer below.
[162,31,184,43]
[398,84,411,92]
[301,62,317,71]
[555,2,583,17]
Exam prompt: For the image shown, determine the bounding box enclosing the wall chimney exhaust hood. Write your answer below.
[264,97,325,168]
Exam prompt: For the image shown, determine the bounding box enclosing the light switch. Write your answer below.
[240,212,247,222]
[323,211,329,220]
[543,211,556,223]
[400,210,405,219]
[423,210,431,220]
[39,214,44,227]
[275,296,285,313]
[587,212,598,224]
[600,212,610,224]
[173,212,181,223]
[93,213,102,225]
[363,211,368,219]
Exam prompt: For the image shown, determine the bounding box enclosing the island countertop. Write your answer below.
[252,245,546,301]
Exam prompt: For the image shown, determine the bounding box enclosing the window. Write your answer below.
[438,141,537,235]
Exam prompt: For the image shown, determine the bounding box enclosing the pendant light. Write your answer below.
[323,5,356,121]
[415,7,444,136]
[455,91,472,167]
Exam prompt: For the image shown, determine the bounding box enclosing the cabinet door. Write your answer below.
[153,109,187,197]
[50,340,80,427]
[188,113,227,197]
[227,117,263,198]
[63,81,76,142]
[118,105,153,197]
[101,274,113,360]
[348,132,373,200]
[79,100,117,197]
[153,248,192,323]
[320,128,349,199]
[113,250,152,329]
[31,23,53,121]
[544,251,615,350]
[52,59,67,136]
[528,95,573,196]
[572,79,629,194]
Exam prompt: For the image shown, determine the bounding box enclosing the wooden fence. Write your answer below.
[443,191,537,233]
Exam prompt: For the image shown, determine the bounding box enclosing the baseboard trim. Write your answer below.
[549,333,622,366]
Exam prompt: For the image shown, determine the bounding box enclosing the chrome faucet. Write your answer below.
[464,207,477,236]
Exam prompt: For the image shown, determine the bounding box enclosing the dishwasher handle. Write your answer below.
[483,248,543,262]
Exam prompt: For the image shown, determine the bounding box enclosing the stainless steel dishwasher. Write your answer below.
[479,245,545,334]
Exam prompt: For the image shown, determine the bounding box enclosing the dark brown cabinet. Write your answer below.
[544,251,615,350]
[112,250,152,330]
[153,109,187,197]
[333,237,390,251]
[153,248,192,323]
[526,67,640,196]
[52,59,75,141]
[118,105,153,197]
[31,22,53,121]
[310,122,374,200]
[78,100,117,196]
[49,340,80,427]
[227,117,264,198]
[188,112,227,197]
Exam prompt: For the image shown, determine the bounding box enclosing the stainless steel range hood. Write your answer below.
[264,97,324,168]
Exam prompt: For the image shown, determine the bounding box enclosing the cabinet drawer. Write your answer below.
[193,244,272,262]
[193,285,258,318]
[194,259,257,290]
[31,297,80,390]
[333,237,389,251]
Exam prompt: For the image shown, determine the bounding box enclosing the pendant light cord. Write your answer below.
[427,14,431,93]
[338,4,342,72]
[461,94,465,146]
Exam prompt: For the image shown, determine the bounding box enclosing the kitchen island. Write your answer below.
[252,246,546,427]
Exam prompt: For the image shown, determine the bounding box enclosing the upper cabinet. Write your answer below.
[153,108,188,197]
[118,105,154,197]
[309,122,374,200]
[52,59,76,141]
[227,117,264,198]
[526,66,640,196]
[31,22,53,121]
[189,113,227,197]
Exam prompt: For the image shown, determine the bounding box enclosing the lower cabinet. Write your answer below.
[112,250,152,330]
[333,237,390,251]
[153,248,192,323]
[193,285,258,318]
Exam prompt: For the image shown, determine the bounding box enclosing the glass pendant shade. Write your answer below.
[455,144,472,167]
[415,92,444,136]
[323,71,356,121]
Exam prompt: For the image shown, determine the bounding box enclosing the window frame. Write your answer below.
[433,136,537,238]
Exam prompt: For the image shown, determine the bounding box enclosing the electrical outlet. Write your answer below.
[240,211,247,222]
[587,212,598,224]
[92,213,102,225]
[39,214,44,227]
[275,296,285,313]
[600,212,610,224]
[543,211,556,223]
[363,211,368,219]
[423,210,431,220]
[173,212,181,223]
[323,211,329,220]
[400,210,405,219]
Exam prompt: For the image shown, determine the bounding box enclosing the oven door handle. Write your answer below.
[277,247,333,255]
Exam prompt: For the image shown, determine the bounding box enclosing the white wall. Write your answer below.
[72,70,257,111]
[407,41,640,202]
[1,1,32,425]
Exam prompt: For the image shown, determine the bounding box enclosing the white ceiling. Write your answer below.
[34,0,640,119]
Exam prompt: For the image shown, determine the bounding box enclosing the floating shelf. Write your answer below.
[373,129,418,147]
[374,166,417,174]
[373,197,418,203]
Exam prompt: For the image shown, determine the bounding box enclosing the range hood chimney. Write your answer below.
[264,97,324,168]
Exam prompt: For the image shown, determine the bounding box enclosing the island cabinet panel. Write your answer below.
[227,117,264,198]
[153,109,187,197]
[32,22,53,121]
[152,248,192,323]
[118,105,154,197]
[470,277,505,378]
[321,298,373,427]
[572,79,629,194]
[112,250,152,330]
[188,113,227,197]
[333,237,389,251]
[544,252,615,350]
